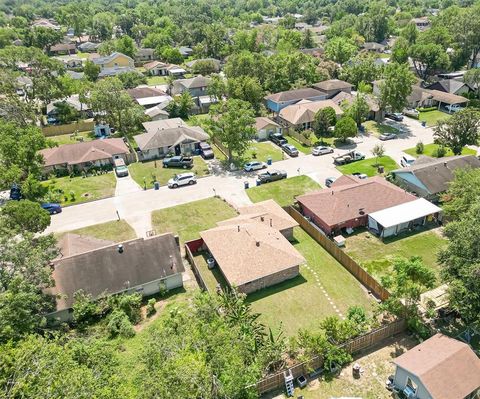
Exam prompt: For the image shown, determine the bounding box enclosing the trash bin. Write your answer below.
[421,121,426,127]
[378,165,385,174]
[256,179,261,186]
[154,181,160,190]
[244,181,249,189]
[267,156,272,165]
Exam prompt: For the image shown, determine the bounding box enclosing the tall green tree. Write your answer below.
[434,109,480,155]
[464,68,480,98]
[442,168,480,220]
[313,107,336,139]
[391,37,410,64]
[1,200,50,234]
[345,93,370,128]
[378,63,415,112]
[410,43,450,81]
[227,76,264,114]
[325,37,357,65]
[334,116,357,142]
[340,55,380,90]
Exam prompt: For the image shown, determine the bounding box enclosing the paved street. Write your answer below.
[45,117,436,237]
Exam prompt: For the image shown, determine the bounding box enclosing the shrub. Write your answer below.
[432,145,447,158]
[416,141,424,154]
[417,106,437,112]
[146,298,156,317]
[108,293,143,324]
[107,309,136,338]
[69,190,76,201]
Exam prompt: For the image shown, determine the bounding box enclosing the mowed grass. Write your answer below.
[345,229,447,281]
[45,173,116,205]
[336,156,399,177]
[47,131,95,146]
[363,120,399,137]
[247,175,321,207]
[146,75,168,85]
[404,143,477,158]
[285,135,312,154]
[194,252,229,292]
[151,197,238,244]
[245,141,283,163]
[248,228,375,336]
[63,220,137,242]
[128,157,210,187]
[418,110,451,126]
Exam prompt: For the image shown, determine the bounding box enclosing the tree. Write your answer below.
[176,92,194,119]
[158,46,183,64]
[378,63,415,112]
[371,143,385,166]
[339,55,380,89]
[115,35,137,59]
[117,71,148,89]
[325,37,357,65]
[313,107,337,139]
[410,43,450,81]
[224,51,267,83]
[401,22,418,45]
[464,68,480,98]
[191,60,217,76]
[91,12,114,41]
[345,93,370,128]
[434,109,480,155]
[334,116,357,142]
[227,76,264,113]
[207,74,227,102]
[1,200,50,233]
[442,168,480,220]
[84,60,100,82]
[208,99,256,164]
[53,101,79,124]
[301,29,315,49]
[391,37,410,64]
[25,26,62,52]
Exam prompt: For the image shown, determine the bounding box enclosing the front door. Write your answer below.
[174,145,181,155]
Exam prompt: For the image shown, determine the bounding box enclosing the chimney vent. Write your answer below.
[237,225,240,232]
[270,218,273,227]
[444,162,447,167]
[260,216,265,222]
[256,241,260,247]
[118,244,124,253]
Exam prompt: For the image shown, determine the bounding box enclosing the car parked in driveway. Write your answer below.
[352,172,368,179]
[269,132,287,146]
[244,161,267,172]
[199,142,214,159]
[281,143,299,157]
[41,203,62,214]
[168,173,196,188]
[257,170,287,184]
[379,132,396,141]
[312,146,334,156]
[114,158,129,177]
[446,104,461,113]
[385,112,404,121]
[163,156,193,168]
[325,177,336,187]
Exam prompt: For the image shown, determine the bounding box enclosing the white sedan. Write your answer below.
[244,161,267,172]
[446,104,462,113]
[312,146,334,156]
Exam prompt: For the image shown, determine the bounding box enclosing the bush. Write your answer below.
[146,298,156,317]
[417,106,437,112]
[108,293,143,324]
[432,145,447,158]
[107,309,136,338]
[416,141,424,154]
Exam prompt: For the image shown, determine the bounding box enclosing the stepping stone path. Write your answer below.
[303,264,346,320]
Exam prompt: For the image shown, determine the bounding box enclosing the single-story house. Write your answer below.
[331,92,383,122]
[368,198,442,238]
[426,79,473,96]
[296,176,417,235]
[144,60,170,76]
[311,79,353,99]
[144,103,171,121]
[134,118,209,159]
[127,87,172,108]
[412,17,430,30]
[54,55,83,69]
[50,43,77,55]
[177,46,193,57]
[39,138,131,174]
[171,75,211,98]
[93,52,134,70]
[199,206,304,294]
[393,334,480,399]
[78,41,99,52]
[46,233,184,322]
[46,94,92,119]
[299,47,324,58]
[185,58,221,73]
[66,70,84,80]
[277,99,343,131]
[135,48,155,63]
[264,87,328,114]
[254,117,282,140]
[392,155,480,200]
[362,42,386,53]
[32,18,60,30]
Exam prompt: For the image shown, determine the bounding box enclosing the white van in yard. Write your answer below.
[400,154,416,168]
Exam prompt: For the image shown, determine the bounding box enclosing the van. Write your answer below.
[400,154,416,168]
[114,158,129,177]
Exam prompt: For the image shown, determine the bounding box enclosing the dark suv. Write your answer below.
[269,132,287,146]
[199,142,214,159]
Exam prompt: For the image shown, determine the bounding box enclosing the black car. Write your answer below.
[199,142,214,159]
[385,112,404,122]
[269,132,287,146]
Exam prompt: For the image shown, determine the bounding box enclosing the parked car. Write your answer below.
[162,156,193,168]
[47,116,59,125]
[199,142,214,159]
[269,132,287,146]
[333,150,365,165]
[244,161,267,172]
[257,170,287,184]
[312,146,333,156]
[167,173,196,188]
[325,177,337,187]
[114,158,129,177]
[446,104,461,113]
[41,203,62,214]
[403,108,419,118]
[352,172,368,179]
[400,154,416,167]
[281,143,299,157]
[379,132,396,141]
[385,112,404,121]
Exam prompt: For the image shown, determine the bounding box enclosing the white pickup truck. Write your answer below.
[333,150,365,165]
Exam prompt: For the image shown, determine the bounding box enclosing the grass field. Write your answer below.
[345,229,447,281]
[245,142,283,163]
[146,75,168,85]
[47,131,94,146]
[248,228,376,336]
[151,197,237,244]
[246,175,321,207]
[128,157,210,187]
[45,173,116,205]
[285,135,312,154]
[418,110,451,126]
[363,121,399,137]
[404,143,477,158]
[63,220,137,242]
[336,156,398,177]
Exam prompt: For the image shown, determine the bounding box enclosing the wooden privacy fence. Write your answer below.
[212,137,228,158]
[42,119,95,136]
[286,206,390,301]
[254,318,407,395]
[285,128,313,147]
[184,239,210,293]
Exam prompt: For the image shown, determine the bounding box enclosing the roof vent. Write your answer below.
[270,218,273,227]
[256,241,260,247]
[237,225,240,232]
[444,162,447,167]
[118,244,124,253]
[260,216,265,222]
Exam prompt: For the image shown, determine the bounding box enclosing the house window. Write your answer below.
[404,377,417,397]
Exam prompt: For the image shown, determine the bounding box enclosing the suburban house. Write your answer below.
[93,52,135,75]
[177,46,193,57]
[277,99,343,131]
[254,117,282,140]
[54,55,83,69]
[361,42,386,53]
[46,233,185,322]
[46,94,92,119]
[311,79,353,99]
[127,87,172,108]
[31,18,60,30]
[392,155,480,200]
[331,91,383,121]
[134,118,209,159]
[198,201,304,294]
[78,41,99,52]
[171,75,213,112]
[393,334,480,399]
[144,103,171,121]
[412,16,431,30]
[426,79,473,96]
[185,58,221,73]
[143,61,186,77]
[264,87,328,114]
[296,176,418,236]
[39,138,131,174]
[49,43,77,55]
[135,48,155,64]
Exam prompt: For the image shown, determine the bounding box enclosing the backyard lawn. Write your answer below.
[151,197,238,244]
[44,173,116,205]
[404,143,477,158]
[128,156,210,187]
[344,229,447,281]
[146,75,168,85]
[246,175,321,207]
[336,156,399,177]
[62,220,137,242]
[248,228,376,336]
[47,131,94,146]
[194,252,229,292]
[418,110,451,126]
[363,120,399,137]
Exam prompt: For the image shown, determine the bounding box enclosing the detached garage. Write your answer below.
[368,198,442,238]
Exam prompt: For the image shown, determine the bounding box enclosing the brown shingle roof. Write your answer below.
[39,138,129,167]
[47,234,184,311]
[394,334,480,399]
[143,60,167,70]
[297,176,416,227]
[312,79,352,91]
[278,99,343,125]
[56,233,114,258]
[254,117,280,131]
[127,87,166,99]
[265,88,326,103]
[50,43,76,52]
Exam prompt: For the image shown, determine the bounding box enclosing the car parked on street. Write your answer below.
[257,170,287,184]
[41,203,62,214]
[446,104,461,113]
[312,146,334,156]
[167,173,196,188]
[244,161,267,172]
[199,142,214,159]
[269,132,287,146]
[385,112,404,121]
[325,177,337,187]
[281,143,299,157]
[379,132,397,141]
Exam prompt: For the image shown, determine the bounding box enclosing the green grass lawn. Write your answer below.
[75,52,90,59]
[146,75,168,85]
[46,131,95,146]
[62,220,137,242]
[248,228,376,336]
[185,114,210,127]
[286,135,312,154]
[45,173,116,205]
[345,229,447,281]
[151,197,238,244]
[128,156,210,187]
[212,144,227,160]
[336,156,399,177]
[404,143,477,158]
[194,252,229,293]
[245,141,283,163]
[418,110,451,126]
[363,120,399,137]
[246,175,321,207]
